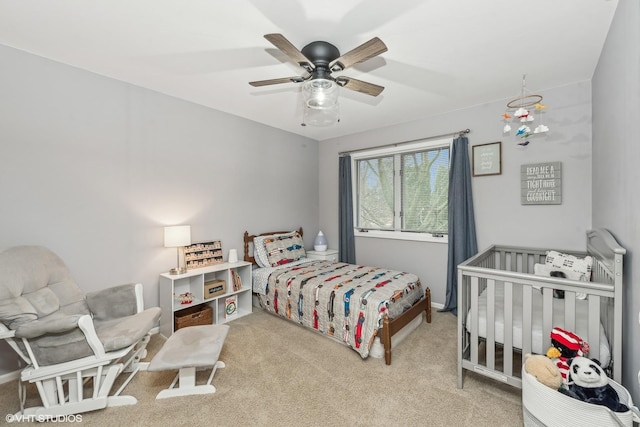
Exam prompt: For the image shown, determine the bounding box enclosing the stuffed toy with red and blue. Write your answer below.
[546,326,590,384]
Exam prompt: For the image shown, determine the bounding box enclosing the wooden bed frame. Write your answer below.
[243,228,432,365]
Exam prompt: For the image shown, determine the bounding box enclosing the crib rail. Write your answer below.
[457,233,623,390]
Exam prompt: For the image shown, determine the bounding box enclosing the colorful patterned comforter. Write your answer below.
[254,259,424,358]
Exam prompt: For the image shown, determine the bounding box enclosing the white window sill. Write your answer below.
[354,230,448,244]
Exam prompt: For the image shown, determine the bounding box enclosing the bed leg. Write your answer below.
[425,287,432,323]
[382,314,392,365]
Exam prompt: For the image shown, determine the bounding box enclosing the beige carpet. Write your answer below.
[0,310,523,426]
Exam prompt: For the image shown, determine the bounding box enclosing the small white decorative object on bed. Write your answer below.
[457,228,625,389]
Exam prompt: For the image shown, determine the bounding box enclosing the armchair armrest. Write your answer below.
[77,314,105,357]
[13,314,83,339]
[0,327,16,340]
[15,314,107,366]
[86,283,144,321]
[0,323,31,365]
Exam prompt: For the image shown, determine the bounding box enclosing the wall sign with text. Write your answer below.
[521,161,562,205]
[472,141,502,176]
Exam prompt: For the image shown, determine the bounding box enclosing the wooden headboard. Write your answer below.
[243,227,304,264]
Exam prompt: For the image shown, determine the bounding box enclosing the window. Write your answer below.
[352,138,450,243]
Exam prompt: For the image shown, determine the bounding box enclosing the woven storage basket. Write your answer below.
[522,366,640,427]
[174,304,213,331]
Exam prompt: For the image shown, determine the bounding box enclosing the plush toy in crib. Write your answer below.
[523,353,563,390]
[561,356,629,413]
[546,327,590,384]
[549,271,567,298]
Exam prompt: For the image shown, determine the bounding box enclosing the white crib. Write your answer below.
[457,229,625,389]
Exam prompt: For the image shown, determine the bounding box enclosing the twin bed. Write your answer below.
[243,228,431,365]
[457,228,625,389]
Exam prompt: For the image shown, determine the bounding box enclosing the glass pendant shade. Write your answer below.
[314,230,328,251]
[302,78,340,127]
[303,104,339,127]
[302,79,338,109]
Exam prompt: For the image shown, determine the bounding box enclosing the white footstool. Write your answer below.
[148,324,229,399]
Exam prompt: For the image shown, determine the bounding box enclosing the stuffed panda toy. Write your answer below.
[564,356,629,413]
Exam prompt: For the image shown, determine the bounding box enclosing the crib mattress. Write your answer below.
[471,284,611,367]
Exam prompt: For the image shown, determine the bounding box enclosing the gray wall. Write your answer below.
[319,82,593,306]
[0,45,318,373]
[592,0,640,402]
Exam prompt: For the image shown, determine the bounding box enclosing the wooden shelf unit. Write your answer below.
[183,240,223,270]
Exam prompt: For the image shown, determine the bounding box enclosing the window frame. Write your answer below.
[351,137,451,244]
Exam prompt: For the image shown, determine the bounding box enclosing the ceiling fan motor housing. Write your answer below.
[300,41,341,111]
[301,41,340,78]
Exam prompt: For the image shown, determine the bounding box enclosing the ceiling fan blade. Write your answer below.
[335,76,385,97]
[329,37,388,72]
[264,33,315,72]
[249,76,307,87]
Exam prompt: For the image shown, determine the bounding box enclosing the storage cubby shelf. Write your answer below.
[159,261,252,337]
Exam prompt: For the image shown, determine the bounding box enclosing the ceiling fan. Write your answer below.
[249,34,387,125]
[250,33,387,96]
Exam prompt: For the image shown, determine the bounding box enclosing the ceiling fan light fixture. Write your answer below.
[302,78,339,109]
[251,34,387,127]
[302,103,339,127]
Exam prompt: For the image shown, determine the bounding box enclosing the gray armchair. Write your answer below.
[0,245,161,417]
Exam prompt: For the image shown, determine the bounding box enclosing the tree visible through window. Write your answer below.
[357,157,394,229]
[401,148,449,233]
[354,141,450,236]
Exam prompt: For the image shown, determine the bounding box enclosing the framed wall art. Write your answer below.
[472,141,502,177]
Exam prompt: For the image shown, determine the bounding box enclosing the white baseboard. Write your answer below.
[0,369,20,385]
[431,301,444,310]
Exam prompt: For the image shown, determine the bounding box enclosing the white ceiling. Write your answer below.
[0,0,618,141]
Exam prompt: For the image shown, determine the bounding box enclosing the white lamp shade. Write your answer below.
[164,225,191,248]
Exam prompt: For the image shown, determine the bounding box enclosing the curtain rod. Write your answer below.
[338,128,470,156]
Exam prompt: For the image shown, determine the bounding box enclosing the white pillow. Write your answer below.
[252,235,269,268]
[533,263,587,299]
[533,263,585,281]
[545,251,593,278]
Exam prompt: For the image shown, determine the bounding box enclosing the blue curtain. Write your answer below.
[338,155,356,263]
[440,135,477,315]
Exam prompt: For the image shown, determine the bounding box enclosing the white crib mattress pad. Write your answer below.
[470,284,611,367]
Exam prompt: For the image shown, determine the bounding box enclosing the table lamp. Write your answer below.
[164,225,191,274]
